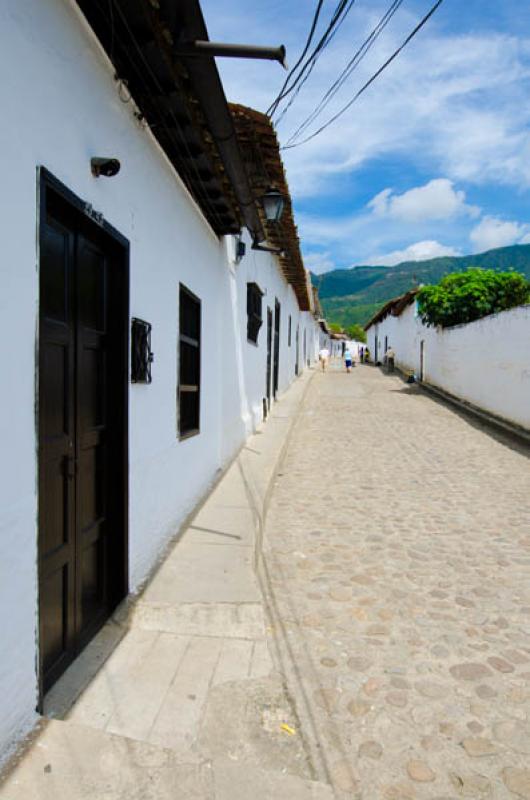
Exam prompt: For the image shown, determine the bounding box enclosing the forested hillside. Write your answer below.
[311,244,530,327]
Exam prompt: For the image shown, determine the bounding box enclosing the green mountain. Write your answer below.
[312,244,530,327]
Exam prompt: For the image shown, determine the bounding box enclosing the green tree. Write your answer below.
[417,268,530,328]
[345,323,367,343]
[328,322,343,333]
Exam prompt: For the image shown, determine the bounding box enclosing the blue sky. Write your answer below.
[202,0,530,273]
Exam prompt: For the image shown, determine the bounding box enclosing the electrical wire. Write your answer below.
[270,0,354,117]
[267,0,355,117]
[282,0,445,150]
[266,0,325,118]
[285,0,404,144]
[273,0,358,125]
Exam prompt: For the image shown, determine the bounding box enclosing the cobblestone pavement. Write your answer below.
[261,362,530,799]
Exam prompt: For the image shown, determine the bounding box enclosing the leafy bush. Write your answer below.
[346,323,367,343]
[417,268,530,328]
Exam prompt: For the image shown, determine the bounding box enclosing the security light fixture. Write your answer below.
[91,157,121,178]
[251,238,286,257]
[262,189,285,222]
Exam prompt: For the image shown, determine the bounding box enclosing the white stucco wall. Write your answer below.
[367,303,530,430]
[0,0,322,762]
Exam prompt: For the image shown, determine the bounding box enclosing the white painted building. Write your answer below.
[0,0,323,762]
[366,293,530,431]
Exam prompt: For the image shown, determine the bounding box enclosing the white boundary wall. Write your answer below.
[0,0,321,760]
[367,302,530,430]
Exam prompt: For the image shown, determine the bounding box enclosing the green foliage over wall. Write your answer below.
[345,324,367,343]
[417,268,530,328]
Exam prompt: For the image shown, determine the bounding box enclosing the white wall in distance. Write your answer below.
[367,304,530,430]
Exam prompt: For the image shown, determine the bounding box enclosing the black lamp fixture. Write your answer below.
[262,188,285,222]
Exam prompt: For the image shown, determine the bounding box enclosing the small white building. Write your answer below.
[365,291,530,431]
[0,0,323,761]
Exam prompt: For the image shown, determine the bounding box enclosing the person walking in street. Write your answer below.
[344,347,353,373]
[386,345,395,373]
[319,346,330,371]
[359,346,364,363]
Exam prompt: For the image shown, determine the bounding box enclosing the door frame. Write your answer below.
[37,167,130,708]
[419,339,425,382]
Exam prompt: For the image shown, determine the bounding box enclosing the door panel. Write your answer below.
[273,300,280,398]
[266,308,272,407]
[39,216,76,688]
[39,180,127,694]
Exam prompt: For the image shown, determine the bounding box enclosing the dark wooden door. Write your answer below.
[266,307,273,408]
[295,325,299,376]
[39,180,128,694]
[273,299,280,398]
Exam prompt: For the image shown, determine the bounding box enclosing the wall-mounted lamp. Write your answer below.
[235,237,246,262]
[91,157,121,178]
[262,188,285,222]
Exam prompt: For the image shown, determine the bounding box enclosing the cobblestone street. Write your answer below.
[262,362,530,799]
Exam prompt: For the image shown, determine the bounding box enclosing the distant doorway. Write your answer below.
[273,299,280,399]
[295,325,300,376]
[266,307,273,408]
[419,340,425,381]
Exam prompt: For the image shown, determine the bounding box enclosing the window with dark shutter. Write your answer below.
[247,282,263,344]
[178,284,201,438]
[288,315,292,347]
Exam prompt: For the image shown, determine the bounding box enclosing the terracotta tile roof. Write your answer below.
[230,104,311,311]
[364,289,419,330]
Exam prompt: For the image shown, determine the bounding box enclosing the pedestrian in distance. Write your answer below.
[364,347,370,363]
[359,346,364,363]
[319,346,330,371]
[344,347,353,373]
[386,345,395,372]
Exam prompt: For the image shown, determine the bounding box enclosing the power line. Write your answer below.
[285,0,405,145]
[282,0,445,150]
[273,0,358,125]
[266,0,325,117]
[267,0,355,117]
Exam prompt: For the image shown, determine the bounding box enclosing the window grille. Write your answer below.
[247,282,263,344]
[178,285,201,438]
[131,318,153,383]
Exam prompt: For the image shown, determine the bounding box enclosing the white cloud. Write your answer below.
[303,251,336,275]
[469,216,530,251]
[370,240,461,267]
[368,179,480,222]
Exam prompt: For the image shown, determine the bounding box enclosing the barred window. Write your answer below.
[247,282,263,344]
[178,284,201,438]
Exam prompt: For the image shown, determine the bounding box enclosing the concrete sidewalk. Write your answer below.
[0,369,333,800]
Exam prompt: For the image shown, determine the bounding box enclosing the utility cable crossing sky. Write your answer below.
[273,0,445,150]
[267,0,357,118]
